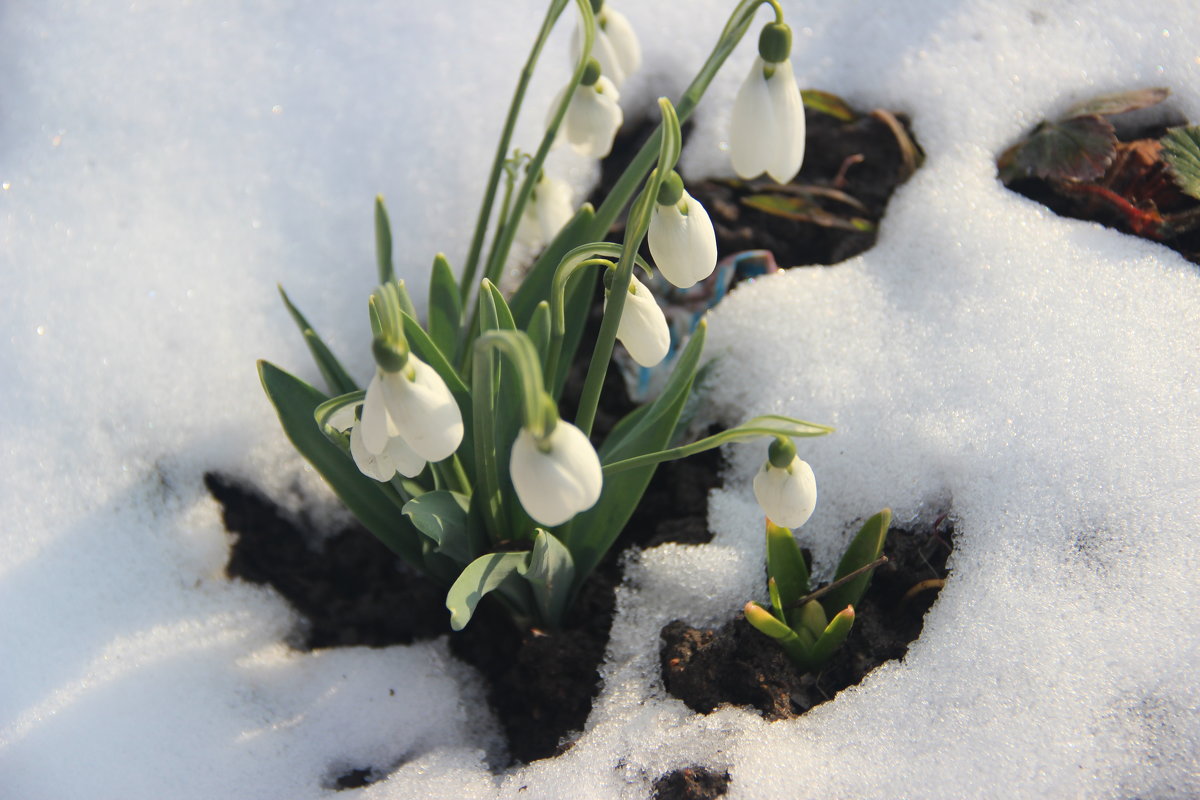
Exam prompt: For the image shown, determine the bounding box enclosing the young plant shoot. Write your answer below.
[745,510,892,672]
[260,0,829,632]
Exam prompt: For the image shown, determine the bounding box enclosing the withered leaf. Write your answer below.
[998,116,1117,183]
[1063,87,1170,119]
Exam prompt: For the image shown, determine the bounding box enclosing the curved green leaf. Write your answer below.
[823,509,891,615]
[427,253,463,362]
[808,605,855,669]
[766,520,810,614]
[446,552,528,631]
[520,529,575,626]
[403,491,473,564]
[278,286,358,395]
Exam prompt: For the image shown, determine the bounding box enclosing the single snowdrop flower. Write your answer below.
[511,411,603,527]
[549,57,623,158]
[571,1,641,88]
[753,437,817,529]
[360,336,463,464]
[730,22,806,184]
[516,171,575,250]
[647,170,718,289]
[606,271,670,367]
[327,401,425,481]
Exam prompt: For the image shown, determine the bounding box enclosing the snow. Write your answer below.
[3,1,1199,797]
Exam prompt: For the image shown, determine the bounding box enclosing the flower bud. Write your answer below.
[608,274,670,367]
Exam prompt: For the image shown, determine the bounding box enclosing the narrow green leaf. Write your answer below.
[375,196,394,285]
[446,552,528,631]
[1064,87,1169,119]
[823,509,891,615]
[744,601,811,668]
[801,89,856,122]
[768,577,785,622]
[402,491,474,564]
[482,279,517,330]
[1162,125,1200,201]
[797,599,828,641]
[766,520,810,610]
[808,605,855,669]
[394,279,418,322]
[520,529,576,626]
[258,360,425,564]
[427,253,463,363]
[526,300,552,366]
[478,281,500,334]
[278,286,358,395]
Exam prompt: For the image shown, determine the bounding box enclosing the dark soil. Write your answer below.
[661,515,954,718]
[653,766,731,800]
[209,93,924,781]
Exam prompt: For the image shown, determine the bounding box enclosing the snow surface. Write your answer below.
[3,1,1199,797]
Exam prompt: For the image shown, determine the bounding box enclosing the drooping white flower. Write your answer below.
[361,356,463,464]
[510,420,603,527]
[729,56,806,184]
[350,419,425,481]
[328,400,424,481]
[571,4,641,88]
[753,453,817,529]
[607,274,669,367]
[647,189,719,289]
[516,172,575,250]
[549,63,623,158]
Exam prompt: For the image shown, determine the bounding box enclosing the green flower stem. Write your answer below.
[575,98,681,436]
[479,0,596,291]
[544,242,654,384]
[602,415,834,475]
[586,0,771,240]
[458,0,573,297]
[433,454,473,497]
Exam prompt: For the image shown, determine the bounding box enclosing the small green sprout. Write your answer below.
[745,510,891,672]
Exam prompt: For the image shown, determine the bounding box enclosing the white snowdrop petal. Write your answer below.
[360,373,393,455]
[648,191,717,289]
[350,422,396,482]
[600,7,641,83]
[325,401,360,433]
[383,432,426,478]
[765,59,806,183]
[611,276,670,367]
[379,357,463,463]
[564,79,623,158]
[510,423,603,527]
[730,57,777,180]
[753,456,817,528]
[534,174,574,246]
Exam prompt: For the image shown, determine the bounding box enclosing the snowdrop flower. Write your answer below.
[360,339,463,464]
[607,272,669,367]
[327,401,424,481]
[571,2,641,88]
[549,57,623,158]
[516,171,575,250]
[511,417,603,527]
[730,22,806,184]
[647,170,718,289]
[753,437,817,529]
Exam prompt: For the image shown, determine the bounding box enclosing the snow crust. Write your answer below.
[3,1,1199,797]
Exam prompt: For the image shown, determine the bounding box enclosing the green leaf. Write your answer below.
[526,300,552,366]
[565,319,708,587]
[1162,125,1200,201]
[427,253,463,363]
[768,577,785,622]
[1064,87,1169,119]
[997,117,1117,183]
[744,601,811,667]
[482,279,516,331]
[802,89,856,122]
[822,509,891,615]
[766,520,810,612]
[520,529,576,626]
[258,360,425,564]
[277,286,358,395]
[375,196,394,285]
[402,491,474,564]
[808,605,855,669]
[446,551,528,631]
[796,599,827,641]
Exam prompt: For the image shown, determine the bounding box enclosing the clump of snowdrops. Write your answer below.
[261,0,829,632]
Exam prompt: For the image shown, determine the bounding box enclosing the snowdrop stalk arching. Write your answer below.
[730,20,806,183]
